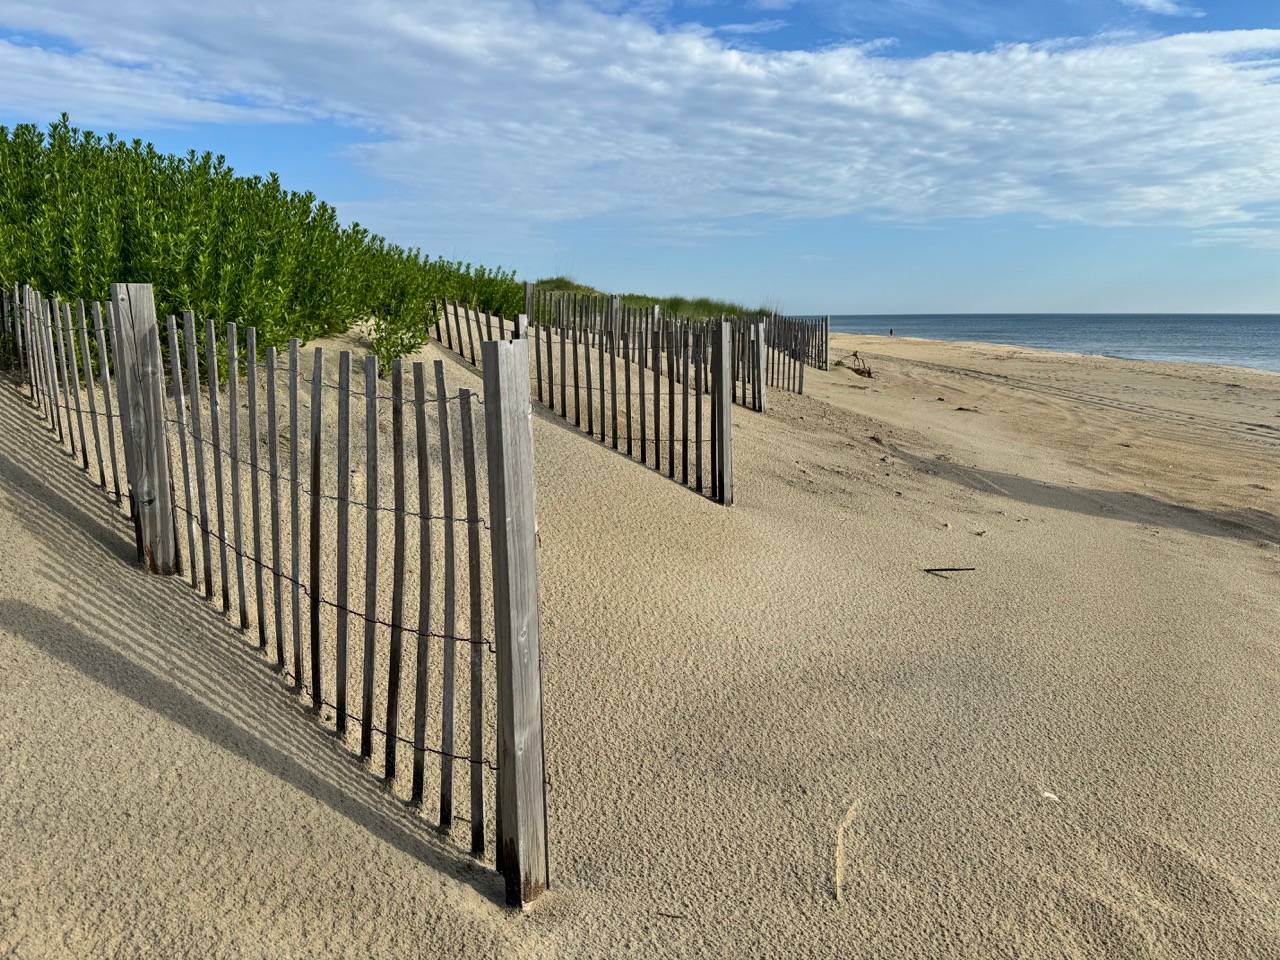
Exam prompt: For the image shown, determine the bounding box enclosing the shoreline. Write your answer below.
[827,329,1280,378]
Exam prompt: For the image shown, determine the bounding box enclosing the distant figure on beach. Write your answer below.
[890,328,894,336]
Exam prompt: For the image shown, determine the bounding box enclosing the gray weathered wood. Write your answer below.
[111,284,177,573]
[93,303,122,503]
[288,339,302,686]
[166,316,199,589]
[227,323,249,629]
[682,323,689,484]
[458,389,485,856]
[204,318,231,609]
[63,303,88,469]
[571,311,581,427]
[584,313,594,437]
[385,359,407,782]
[624,308,633,457]
[715,320,734,506]
[609,299,618,450]
[755,320,767,412]
[77,302,106,488]
[335,351,352,733]
[695,328,704,494]
[309,346,324,709]
[480,337,549,907]
[53,299,74,453]
[411,361,432,804]
[265,347,285,666]
[246,328,268,649]
[558,306,567,418]
[182,312,213,595]
[360,355,379,761]
[434,359,457,827]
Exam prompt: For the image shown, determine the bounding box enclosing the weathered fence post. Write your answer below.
[110,282,177,574]
[715,320,734,505]
[754,319,767,413]
[516,313,529,340]
[481,336,549,908]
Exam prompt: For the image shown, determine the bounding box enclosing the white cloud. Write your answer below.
[717,19,788,35]
[1120,0,1204,18]
[0,2,1278,248]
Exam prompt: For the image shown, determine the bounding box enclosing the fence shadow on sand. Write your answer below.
[0,374,507,906]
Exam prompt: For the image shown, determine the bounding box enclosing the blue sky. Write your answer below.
[2,1,1279,313]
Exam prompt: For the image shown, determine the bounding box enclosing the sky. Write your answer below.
[1,1,1279,314]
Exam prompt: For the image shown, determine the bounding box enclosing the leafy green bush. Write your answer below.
[0,116,521,367]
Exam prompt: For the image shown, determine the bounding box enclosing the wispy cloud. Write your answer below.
[717,19,787,35]
[0,2,1277,249]
[1120,0,1205,18]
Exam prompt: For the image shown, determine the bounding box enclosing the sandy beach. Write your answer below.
[2,332,1278,958]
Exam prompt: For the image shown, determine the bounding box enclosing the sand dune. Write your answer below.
[1,334,1277,958]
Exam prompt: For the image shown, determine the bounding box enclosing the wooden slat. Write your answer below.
[584,311,594,437]
[52,298,74,453]
[265,347,286,666]
[682,323,690,484]
[652,317,661,472]
[695,328,704,494]
[558,304,567,418]
[42,298,61,436]
[544,305,555,412]
[571,301,581,427]
[182,313,213,596]
[609,302,618,451]
[410,361,433,805]
[204,319,231,612]
[77,302,106,489]
[165,316,199,590]
[667,322,675,478]
[62,304,88,469]
[458,389,485,855]
[638,317,646,465]
[385,360,407,783]
[360,355,379,761]
[597,305,606,443]
[716,320,734,505]
[111,285,176,572]
[288,339,302,686]
[335,351,352,733]
[309,346,324,709]
[465,303,477,365]
[93,303,122,503]
[480,337,549,907]
[246,328,268,648]
[227,323,249,629]
[532,293,543,404]
[624,308,633,457]
[434,359,457,827]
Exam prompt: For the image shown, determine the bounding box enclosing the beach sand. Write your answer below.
[1,332,1277,958]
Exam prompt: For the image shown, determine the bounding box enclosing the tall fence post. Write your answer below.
[481,336,549,908]
[110,282,177,574]
[715,320,734,505]
[754,319,767,413]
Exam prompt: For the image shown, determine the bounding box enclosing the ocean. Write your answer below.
[829,314,1280,375]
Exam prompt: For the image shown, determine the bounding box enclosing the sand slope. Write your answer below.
[1,335,1278,958]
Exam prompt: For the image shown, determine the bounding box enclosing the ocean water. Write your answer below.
[829,314,1280,375]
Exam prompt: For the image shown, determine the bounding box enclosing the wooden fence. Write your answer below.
[432,287,736,505]
[0,281,550,907]
[773,314,829,373]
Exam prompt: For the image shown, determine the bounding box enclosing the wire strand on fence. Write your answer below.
[171,501,496,653]
[169,422,492,530]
